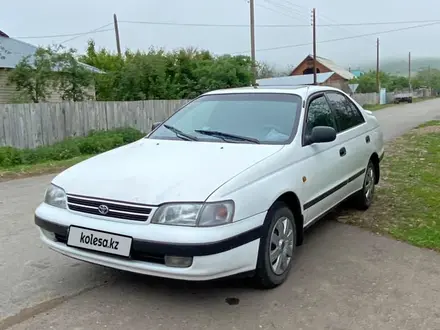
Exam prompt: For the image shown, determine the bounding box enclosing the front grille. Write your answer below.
[66,194,152,222]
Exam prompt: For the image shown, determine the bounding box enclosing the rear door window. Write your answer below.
[325,92,365,132]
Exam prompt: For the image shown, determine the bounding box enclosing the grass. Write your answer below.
[414,96,438,103]
[362,96,438,111]
[0,155,92,181]
[339,120,440,251]
[0,127,145,182]
[363,103,395,111]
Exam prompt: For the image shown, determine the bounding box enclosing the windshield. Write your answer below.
[149,93,302,145]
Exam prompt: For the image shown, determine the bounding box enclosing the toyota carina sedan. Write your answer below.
[35,85,384,289]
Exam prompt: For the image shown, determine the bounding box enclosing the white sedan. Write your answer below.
[35,85,384,289]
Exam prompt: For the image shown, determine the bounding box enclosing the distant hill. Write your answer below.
[357,57,440,75]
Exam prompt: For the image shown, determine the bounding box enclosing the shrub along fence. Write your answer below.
[0,100,189,149]
[0,128,144,168]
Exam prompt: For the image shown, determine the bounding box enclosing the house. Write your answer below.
[349,69,365,78]
[0,30,102,103]
[289,54,355,92]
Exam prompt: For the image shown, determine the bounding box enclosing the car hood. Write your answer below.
[52,138,284,205]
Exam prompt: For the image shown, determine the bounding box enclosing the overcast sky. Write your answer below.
[2,0,439,70]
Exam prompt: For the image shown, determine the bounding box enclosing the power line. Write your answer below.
[231,21,440,54]
[120,19,309,27]
[276,0,306,11]
[119,19,440,28]
[13,28,112,40]
[263,0,378,48]
[12,23,114,41]
[11,19,440,40]
[264,0,310,22]
[321,19,440,26]
[60,23,114,44]
[315,10,377,45]
[254,3,306,22]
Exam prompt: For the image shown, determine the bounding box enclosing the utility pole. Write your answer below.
[428,65,432,92]
[376,38,380,93]
[249,0,257,86]
[312,8,317,85]
[113,14,122,56]
[408,51,411,90]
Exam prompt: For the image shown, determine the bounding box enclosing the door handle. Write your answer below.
[339,147,347,157]
[365,135,370,143]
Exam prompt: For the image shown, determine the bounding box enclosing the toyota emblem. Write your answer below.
[98,204,109,215]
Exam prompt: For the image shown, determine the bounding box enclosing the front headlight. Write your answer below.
[44,184,67,209]
[151,200,234,227]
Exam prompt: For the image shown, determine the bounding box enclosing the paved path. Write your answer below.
[1,100,440,330]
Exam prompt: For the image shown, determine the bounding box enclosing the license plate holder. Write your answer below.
[67,226,132,257]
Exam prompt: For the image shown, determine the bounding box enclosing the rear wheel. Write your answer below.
[253,202,296,289]
[352,160,376,210]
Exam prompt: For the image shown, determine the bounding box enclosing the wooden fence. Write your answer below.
[0,100,189,149]
[0,89,434,149]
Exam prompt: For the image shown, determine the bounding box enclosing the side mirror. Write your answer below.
[151,122,162,131]
[308,126,337,144]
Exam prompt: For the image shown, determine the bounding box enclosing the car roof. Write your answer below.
[203,85,343,98]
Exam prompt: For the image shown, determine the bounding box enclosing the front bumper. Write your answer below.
[35,203,265,281]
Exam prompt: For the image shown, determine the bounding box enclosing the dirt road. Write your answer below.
[1,99,440,330]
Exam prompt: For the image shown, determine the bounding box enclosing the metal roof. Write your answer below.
[350,69,364,78]
[289,55,355,81]
[0,35,103,73]
[314,56,355,80]
[256,72,335,86]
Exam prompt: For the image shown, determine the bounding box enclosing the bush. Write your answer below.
[0,147,22,167]
[77,135,125,154]
[0,127,144,168]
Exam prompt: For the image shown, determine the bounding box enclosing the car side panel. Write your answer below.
[206,146,306,221]
[343,104,384,194]
[334,124,371,195]
[324,92,372,196]
[208,88,385,230]
[369,116,385,158]
[296,137,349,225]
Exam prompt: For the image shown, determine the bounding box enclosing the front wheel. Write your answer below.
[352,160,376,210]
[253,202,296,289]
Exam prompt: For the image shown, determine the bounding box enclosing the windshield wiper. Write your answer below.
[194,129,260,144]
[164,125,198,141]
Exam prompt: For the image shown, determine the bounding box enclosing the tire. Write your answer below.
[253,202,296,289]
[352,160,376,210]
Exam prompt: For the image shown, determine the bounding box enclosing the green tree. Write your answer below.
[256,61,293,79]
[78,41,254,101]
[256,61,276,79]
[78,40,124,101]
[54,47,94,101]
[412,68,440,92]
[8,47,55,103]
[8,45,95,103]
[350,71,410,93]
